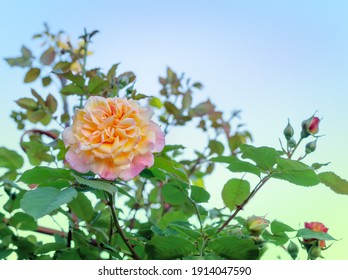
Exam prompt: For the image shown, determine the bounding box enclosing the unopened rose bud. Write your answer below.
[283,120,294,140]
[308,245,322,260]
[287,241,299,260]
[305,140,317,154]
[245,216,269,236]
[287,138,296,148]
[301,116,320,138]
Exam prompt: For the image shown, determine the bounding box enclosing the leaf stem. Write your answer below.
[289,137,303,159]
[106,192,141,260]
[216,174,272,233]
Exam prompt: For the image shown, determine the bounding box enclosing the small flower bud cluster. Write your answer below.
[282,114,321,159]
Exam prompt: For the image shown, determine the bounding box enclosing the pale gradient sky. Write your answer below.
[1,0,347,259]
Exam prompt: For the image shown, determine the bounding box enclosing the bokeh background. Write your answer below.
[0,0,347,259]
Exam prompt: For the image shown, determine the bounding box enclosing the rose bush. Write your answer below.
[0,26,347,260]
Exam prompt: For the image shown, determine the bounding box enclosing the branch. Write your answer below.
[2,217,67,237]
[216,174,271,233]
[106,193,141,260]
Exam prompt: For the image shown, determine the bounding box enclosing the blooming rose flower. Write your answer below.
[304,221,328,248]
[245,216,269,236]
[301,115,320,138]
[62,96,165,181]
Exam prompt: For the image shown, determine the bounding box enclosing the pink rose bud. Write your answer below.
[245,216,269,236]
[301,116,320,138]
[62,96,165,181]
[303,222,328,249]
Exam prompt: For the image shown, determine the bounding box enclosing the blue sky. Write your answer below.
[1,0,348,259]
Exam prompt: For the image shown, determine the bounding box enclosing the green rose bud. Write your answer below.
[245,216,269,237]
[305,140,317,154]
[308,245,322,260]
[283,120,294,140]
[287,241,299,260]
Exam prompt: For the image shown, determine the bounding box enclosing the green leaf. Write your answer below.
[106,63,119,81]
[228,133,248,151]
[162,145,185,153]
[211,156,261,177]
[19,166,73,185]
[24,68,41,83]
[0,147,24,170]
[149,97,163,109]
[311,162,330,170]
[190,100,215,117]
[45,94,57,114]
[145,236,195,260]
[21,141,53,165]
[9,212,37,231]
[182,92,192,110]
[262,230,289,246]
[21,187,77,219]
[5,56,31,67]
[87,76,109,94]
[35,243,67,255]
[56,72,85,88]
[271,220,295,234]
[208,140,224,155]
[162,184,187,205]
[164,102,181,118]
[168,224,201,240]
[158,210,188,229]
[296,228,336,241]
[72,174,116,193]
[15,97,38,110]
[68,192,94,222]
[273,158,320,186]
[31,88,46,106]
[152,157,189,184]
[240,144,280,171]
[318,172,348,195]
[26,110,47,123]
[208,236,259,260]
[40,47,55,65]
[61,84,85,95]
[221,179,250,211]
[190,185,210,203]
[42,76,52,87]
[53,61,72,72]
[21,45,32,57]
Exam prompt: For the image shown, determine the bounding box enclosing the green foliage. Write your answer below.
[0,147,23,170]
[296,228,336,241]
[240,144,281,171]
[212,155,261,177]
[208,236,259,260]
[273,158,320,186]
[222,179,250,211]
[19,166,73,185]
[318,172,348,195]
[145,236,196,259]
[21,187,77,219]
[190,185,210,203]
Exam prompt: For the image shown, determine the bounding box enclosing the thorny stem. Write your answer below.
[106,192,141,260]
[216,174,272,234]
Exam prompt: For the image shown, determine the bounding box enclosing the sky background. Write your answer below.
[1,0,347,259]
